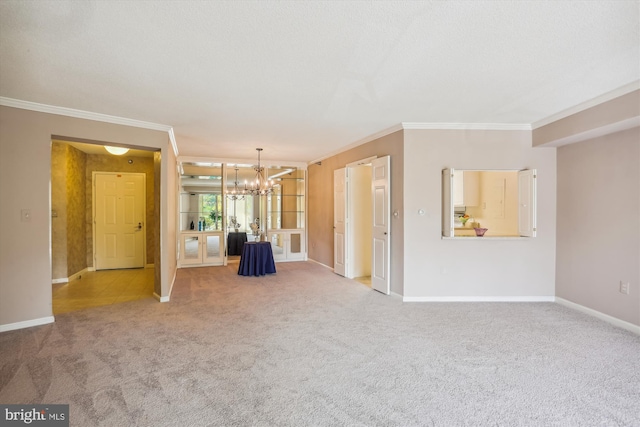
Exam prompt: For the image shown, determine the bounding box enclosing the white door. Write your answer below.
[333,168,347,276]
[518,169,537,237]
[442,168,454,237]
[371,156,390,294]
[94,172,145,270]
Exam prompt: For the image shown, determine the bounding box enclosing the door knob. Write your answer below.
[137,222,143,230]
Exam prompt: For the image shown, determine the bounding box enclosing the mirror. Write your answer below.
[267,166,305,230]
[225,164,258,234]
[179,162,223,231]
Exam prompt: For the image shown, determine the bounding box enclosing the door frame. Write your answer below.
[92,171,147,270]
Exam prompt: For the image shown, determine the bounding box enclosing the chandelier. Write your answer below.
[245,148,274,196]
[227,167,245,201]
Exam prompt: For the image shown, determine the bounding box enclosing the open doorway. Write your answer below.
[51,139,157,314]
[349,163,372,286]
[334,156,391,294]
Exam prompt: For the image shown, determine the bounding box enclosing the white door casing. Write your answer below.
[371,156,390,295]
[94,172,145,270]
[334,168,347,277]
[442,168,454,237]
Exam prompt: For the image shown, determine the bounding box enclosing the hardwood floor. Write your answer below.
[52,268,155,314]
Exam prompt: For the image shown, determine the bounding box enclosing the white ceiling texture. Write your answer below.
[1,1,638,163]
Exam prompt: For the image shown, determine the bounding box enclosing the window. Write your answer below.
[442,169,536,238]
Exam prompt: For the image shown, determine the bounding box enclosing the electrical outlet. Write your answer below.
[619,281,630,295]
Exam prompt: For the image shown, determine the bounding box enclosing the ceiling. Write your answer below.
[1,1,638,163]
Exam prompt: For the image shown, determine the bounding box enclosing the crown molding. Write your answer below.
[0,97,174,131]
[307,123,404,165]
[1,96,179,156]
[536,116,640,148]
[401,122,531,131]
[532,80,640,129]
[167,128,179,157]
[307,122,531,165]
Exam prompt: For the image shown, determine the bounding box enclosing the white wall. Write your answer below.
[403,129,557,299]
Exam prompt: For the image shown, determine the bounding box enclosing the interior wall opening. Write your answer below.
[50,138,159,314]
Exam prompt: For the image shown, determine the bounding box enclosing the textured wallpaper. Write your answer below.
[51,143,68,280]
[66,145,87,275]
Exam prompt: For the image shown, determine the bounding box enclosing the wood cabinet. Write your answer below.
[453,170,480,207]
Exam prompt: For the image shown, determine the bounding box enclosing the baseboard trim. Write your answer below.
[153,268,176,303]
[307,258,333,270]
[153,292,169,303]
[145,263,154,269]
[555,297,640,335]
[403,296,556,302]
[52,266,91,285]
[0,316,55,333]
[68,267,90,282]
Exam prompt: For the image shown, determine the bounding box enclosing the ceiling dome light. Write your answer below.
[104,146,129,155]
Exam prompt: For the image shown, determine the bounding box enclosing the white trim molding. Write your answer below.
[0,96,179,156]
[535,116,640,147]
[0,97,173,132]
[154,267,177,303]
[307,258,333,270]
[555,297,640,335]
[153,293,170,303]
[51,267,92,284]
[403,296,555,302]
[532,80,640,129]
[307,122,531,166]
[402,122,531,131]
[308,124,404,165]
[0,316,55,333]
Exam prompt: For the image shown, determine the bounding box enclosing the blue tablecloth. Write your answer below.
[238,242,276,276]
[227,232,248,256]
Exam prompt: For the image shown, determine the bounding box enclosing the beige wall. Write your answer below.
[403,129,557,298]
[307,130,404,295]
[533,90,640,147]
[0,106,176,329]
[556,127,640,326]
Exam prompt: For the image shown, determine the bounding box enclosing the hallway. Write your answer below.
[52,268,155,314]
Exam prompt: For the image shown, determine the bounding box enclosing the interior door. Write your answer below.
[518,169,537,237]
[94,172,145,270]
[371,156,390,294]
[333,168,347,276]
[442,168,454,237]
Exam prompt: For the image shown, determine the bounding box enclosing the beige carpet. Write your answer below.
[1,261,639,426]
